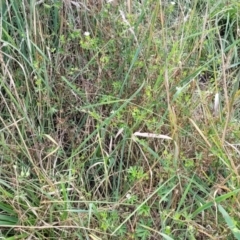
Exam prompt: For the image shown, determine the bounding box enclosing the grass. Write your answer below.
[0,0,240,239]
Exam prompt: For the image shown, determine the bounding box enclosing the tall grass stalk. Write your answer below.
[0,0,240,239]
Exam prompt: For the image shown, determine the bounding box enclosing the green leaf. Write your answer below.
[0,214,18,225]
[191,189,240,218]
[218,204,240,240]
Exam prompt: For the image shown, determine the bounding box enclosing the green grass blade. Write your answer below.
[218,204,240,240]
[191,189,240,218]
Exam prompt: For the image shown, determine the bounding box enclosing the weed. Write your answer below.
[0,0,240,239]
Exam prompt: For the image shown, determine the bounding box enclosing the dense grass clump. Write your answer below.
[0,0,240,239]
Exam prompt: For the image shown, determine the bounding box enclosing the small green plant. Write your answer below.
[80,32,99,51]
[127,166,147,182]
[137,203,151,217]
[136,220,152,240]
